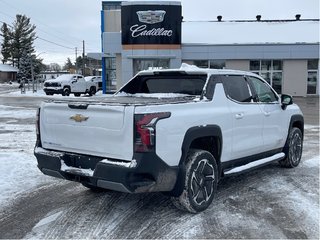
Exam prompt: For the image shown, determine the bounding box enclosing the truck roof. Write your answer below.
[138,63,260,78]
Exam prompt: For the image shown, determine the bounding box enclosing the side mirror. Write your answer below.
[281,94,293,110]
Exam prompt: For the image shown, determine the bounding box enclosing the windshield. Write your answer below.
[118,73,207,96]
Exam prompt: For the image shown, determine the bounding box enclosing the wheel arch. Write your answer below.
[289,114,304,139]
[169,125,222,197]
[282,114,304,154]
[179,125,223,176]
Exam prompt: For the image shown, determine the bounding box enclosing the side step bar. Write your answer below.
[224,153,285,176]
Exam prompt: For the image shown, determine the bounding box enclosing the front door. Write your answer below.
[221,75,264,160]
[247,76,288,151]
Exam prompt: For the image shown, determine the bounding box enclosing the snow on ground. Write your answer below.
[0,105,56,209]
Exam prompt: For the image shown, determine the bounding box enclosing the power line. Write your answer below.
[36,37,77,50]
[0,2,99,53]
[0,0,85,44]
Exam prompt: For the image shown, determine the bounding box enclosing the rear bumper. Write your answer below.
[34,147,178,193]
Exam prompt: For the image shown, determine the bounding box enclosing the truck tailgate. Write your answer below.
[40,102,134,160]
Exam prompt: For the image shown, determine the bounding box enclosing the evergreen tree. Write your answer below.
[0,15,45,80]
[17,49,31,81]
[11,15,36,69]
[0,23,12,64]
[63,57,74,70]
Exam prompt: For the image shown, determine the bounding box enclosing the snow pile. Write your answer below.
[116,92,192,98]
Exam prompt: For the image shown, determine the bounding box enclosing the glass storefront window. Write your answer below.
[307,72,317,94]
[105,57,116,90]
[193,60,209,68]
[250,60,283,94]
[250,61,260,71]
[133,59,170,75]
[261,60,271,71]
[307,59,318,94]
[273,60,282,70]
[272,72,282,94]
[308,59,318,70]
[209,60,225,69]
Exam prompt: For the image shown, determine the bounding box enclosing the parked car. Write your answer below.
[85,76,102,91]
[35,64,304,213]
[43,74,97,96]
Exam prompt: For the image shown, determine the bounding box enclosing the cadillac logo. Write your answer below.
[70,114,89,123]
[136,10,166,24]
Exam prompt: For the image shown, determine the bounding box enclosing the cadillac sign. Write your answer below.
[121,4,182,45]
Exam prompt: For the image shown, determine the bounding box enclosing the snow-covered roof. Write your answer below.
[139,63,260,77]
[182,20,319,45]
[0,64,19,73]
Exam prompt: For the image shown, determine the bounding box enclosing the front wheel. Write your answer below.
[279,127,303,168]
[171,149,218,213]
[62,87,70,96]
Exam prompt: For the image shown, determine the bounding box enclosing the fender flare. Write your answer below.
[170,125,223,197]
[288,114,304,138]
[179,125,223,166]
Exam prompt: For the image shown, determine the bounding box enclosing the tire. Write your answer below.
[279,127,303,168]
[74,93,81,97]
[62,87,70,96]
[171,149,218,213]
[89,87,96,96]
[81,182,104,192]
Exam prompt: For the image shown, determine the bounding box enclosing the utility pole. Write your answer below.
[82,40,85,76]
[75,47,78,73]
[30,53,35,93]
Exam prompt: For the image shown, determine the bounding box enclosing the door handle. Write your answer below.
[235,113,244,119]
[264,112,271,117]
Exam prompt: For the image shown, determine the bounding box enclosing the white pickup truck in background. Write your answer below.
[35,64,304,213]
[85,76,102,91]
[43,74,98,96]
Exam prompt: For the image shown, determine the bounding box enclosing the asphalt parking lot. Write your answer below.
[0,86,319,239]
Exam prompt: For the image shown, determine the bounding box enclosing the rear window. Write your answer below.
[119,73,207,96]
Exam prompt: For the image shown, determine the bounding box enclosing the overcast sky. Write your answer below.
[0,0,319,66]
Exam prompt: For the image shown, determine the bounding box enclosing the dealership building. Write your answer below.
[99,1,320,96]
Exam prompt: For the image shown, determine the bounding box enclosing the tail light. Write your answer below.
[134,112,171,152]
[35,108,41,146]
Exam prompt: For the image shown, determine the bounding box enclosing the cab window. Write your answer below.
[221,75,252,103]
[247,76,278,103]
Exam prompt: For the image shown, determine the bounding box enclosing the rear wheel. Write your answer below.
[279,127,303,168]
[171,149,218,213]
[89,87,96,96]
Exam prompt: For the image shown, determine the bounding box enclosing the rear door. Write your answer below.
[221,75,264,159]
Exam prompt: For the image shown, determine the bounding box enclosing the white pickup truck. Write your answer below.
[43,74,97,96]
[35,65,304,213]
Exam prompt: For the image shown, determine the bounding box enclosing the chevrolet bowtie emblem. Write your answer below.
[70,114,89,122]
